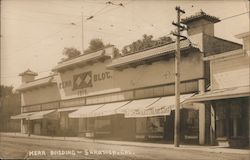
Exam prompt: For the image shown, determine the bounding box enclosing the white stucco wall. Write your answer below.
[57,51,204,100]
[21,84,61,106]
[211,54,250,90]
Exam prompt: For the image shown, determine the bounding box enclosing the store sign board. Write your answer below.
[73,71,93,90]
[59,71,112,90]
[125,105,175,118]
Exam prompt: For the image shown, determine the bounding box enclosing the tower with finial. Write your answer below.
[19,69,38,83]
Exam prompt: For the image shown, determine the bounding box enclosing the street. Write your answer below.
[0,136,248,160]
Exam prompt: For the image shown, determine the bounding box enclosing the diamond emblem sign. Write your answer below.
[73,71,92,90]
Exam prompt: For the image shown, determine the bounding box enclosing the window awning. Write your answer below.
[68,104,103,118]
[87,101,130,118]
[117,98,160,117]
[11,112,33,120]
[28,110,57,120]
[184,86,250,103]
[57,106,81,112]
[11,110,57,120]
[123,94,194,118]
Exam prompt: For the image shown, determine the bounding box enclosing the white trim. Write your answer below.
[203,49,245,61]
[235,32,250,39]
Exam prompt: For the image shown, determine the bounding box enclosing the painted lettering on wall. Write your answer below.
[59,71,112,91]
[77,89,88,97]
[58,80,72,89]
[93,72,112,82]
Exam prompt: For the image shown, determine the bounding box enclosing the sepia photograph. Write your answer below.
[0,0,249,159]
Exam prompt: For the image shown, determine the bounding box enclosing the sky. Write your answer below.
[1,0,249,89]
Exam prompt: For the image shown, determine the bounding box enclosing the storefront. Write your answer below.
[12,11,245,145]
[185,31,250,148]
[12,109,59,136]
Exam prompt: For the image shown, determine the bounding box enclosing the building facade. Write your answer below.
[186,31,250,147]
[12,11,244,146]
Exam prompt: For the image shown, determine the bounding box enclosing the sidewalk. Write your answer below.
[1,132,249,155]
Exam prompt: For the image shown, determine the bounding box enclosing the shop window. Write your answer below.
[94,118,111,133]
[136,117,165,134]
[153,86,164,97]
[163,85,174,96]
[136,118,147,133]
[186,110,199,129]
[87,118,95,131]
[182,109,199,140]
[215,101,244,138]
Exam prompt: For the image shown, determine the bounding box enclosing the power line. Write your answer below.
[220,11,249,21]
[1,69,52,78]
[3,9,83,19]
[181,11,249,34]
[1,16,75,26]
[1,25,75,60]
[1,11,249,79]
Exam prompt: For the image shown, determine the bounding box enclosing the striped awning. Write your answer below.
[57,106,81,112]
[28,110,57,120]
[11,112,33,120]
[11,110,57,120]
[120,94,194,118]
[117,98,160,118]
[88,101,130,117]
[68,104,103,118]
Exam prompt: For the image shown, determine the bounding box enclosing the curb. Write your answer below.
[1,133,249,155]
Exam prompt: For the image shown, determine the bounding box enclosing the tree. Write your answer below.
[0,85,20,132]
[0,85,13,98]
[84,38,105,54]
[62,47,81,60]
[121,34,173,55]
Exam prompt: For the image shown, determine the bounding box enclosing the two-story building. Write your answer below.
[185,31,249,147]
[11,11,243,145]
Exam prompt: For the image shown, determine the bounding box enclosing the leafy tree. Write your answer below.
[0,85,20,132]
[84,38,105,54]
[121,34,173,55]
[0,85,13,98]
[62,47,81,60]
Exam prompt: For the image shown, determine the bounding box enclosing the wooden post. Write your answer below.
[172,6,185,147]
[28,119,30,136]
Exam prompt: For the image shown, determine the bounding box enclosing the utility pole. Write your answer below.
[81,12,84,54]
[172,6,186,147]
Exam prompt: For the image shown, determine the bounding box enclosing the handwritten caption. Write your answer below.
[28,149,135,157]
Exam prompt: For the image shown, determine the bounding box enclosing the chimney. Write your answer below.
[181,10,220,36]
[19,69,38,83]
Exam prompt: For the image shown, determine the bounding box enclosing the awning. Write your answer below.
[11,112,33,120]
[184,86,250,103]
[28,110,57,120]
[11,110,57,120]
[117,97,160,117]
[87,101,130,117]
[68,104,103,118]
[57,106,81,112]
[124,94,194,118]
